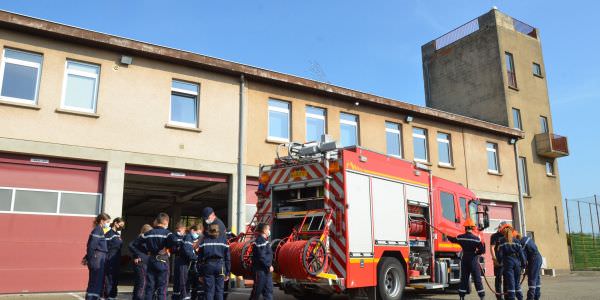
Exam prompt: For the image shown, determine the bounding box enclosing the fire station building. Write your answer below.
[0,9,568,294]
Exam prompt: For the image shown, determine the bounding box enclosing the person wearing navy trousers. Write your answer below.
[249,223,273,300]
[497,225,527,300]
[104,217,125,300]
[447,218,486,300]
[519,234,542,300]
[198,223,230,300]
[83,213,111,300]
[172,222,188,300]
[129,224,153,300]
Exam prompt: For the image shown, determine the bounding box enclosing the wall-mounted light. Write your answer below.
[120,55,133,65]
[354,101,360,106]
[406,115,414,123]
[509,138,517,145]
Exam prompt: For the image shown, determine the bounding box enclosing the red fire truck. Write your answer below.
[230,138,490,300]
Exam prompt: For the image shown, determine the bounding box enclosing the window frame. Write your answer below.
[505,52,517,88]
[385,121,403,158]
[518,156,530,196]
[0,48,43,104]
[267,98,291,142]
[60,60,101,113]
[486,142,500,173]
[305,105,327,142]
[440,191,458,223]
[412,127,429,163]
[0,185,102,217]
[546,161,555,176]
[540,116,549,133]
[339,112,359,147]
[512,108,523,130]
[436,132,453,166]
[169,79,200,128]
[532,62,542,77]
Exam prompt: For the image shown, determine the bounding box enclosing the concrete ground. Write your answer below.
[1,272,598,300]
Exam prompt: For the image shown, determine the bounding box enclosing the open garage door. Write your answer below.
[121,164,229,272]
[0,152,104,293]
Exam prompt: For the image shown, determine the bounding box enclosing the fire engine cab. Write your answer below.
[229,136,490,300]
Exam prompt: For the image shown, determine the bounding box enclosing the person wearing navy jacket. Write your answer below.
[447,218,486,300]
[198,223,230,300]
[129,224,153,300]
[83,213,111,300]
[172,222,187,300]
[202,207,227,238]
[497,225,527,300]
[132,212,177,300]
[249,223,273,300]
[103,217,125,300]
[519,233,542,300]
[173,223,201,300]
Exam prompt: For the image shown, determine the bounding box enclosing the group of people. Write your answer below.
[83,207,274,300]
[448,219,543,300]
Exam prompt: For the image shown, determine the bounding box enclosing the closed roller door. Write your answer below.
[481,201,515,276]
[0,153,104,293]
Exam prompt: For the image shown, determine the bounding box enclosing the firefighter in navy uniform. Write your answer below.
[174,224,202,300]
[447,218,486,300]
[132,212,177,300]
[491,221,508,300]
[172,222,188,300]
[249,223,273,300]
[129,224,153,300]
[198,223,231,300]
[83,213,111,300]
[202,207,227,238]
[104,217,125,300]
[497,225,527,300]
[518,233,542,300]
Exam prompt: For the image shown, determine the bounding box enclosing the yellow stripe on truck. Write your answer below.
[349,258,380,264]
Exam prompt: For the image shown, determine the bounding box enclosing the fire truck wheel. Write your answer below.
[376,257,405,300]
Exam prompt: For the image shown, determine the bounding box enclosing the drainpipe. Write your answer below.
[513,140,527,234]
[236,74,247,234]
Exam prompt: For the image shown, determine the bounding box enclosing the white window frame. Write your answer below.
[518,156,530,196]
[267,99,291,142]
[437,132,452,166]
[0,185,102,217]
[540,116,549,133]
[546,161,555,176]
[305,106,326,142]
[0,48,43,104]
[60,60,100,113]
[385,121,403,158]
[487,142,500,173]
[340,112,359,146]
[412,127,429,163]
[512,108,522,130]
[169,80,200,128]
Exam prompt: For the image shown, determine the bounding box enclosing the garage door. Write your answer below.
[0,153,104,293]
[480,200,515,276]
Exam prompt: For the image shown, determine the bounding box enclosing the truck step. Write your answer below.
[408,283,447,290]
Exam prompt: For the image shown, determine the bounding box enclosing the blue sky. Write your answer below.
[0,1,597,199]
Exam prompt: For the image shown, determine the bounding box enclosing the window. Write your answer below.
[505,52,517,88]
[440,191,457,222]
[518,156,530,196]
[459,197,467,220]
[468,201,478,223]
[61,61,100,112]
[486,142,500,173]
[267,99,290,141]
[413,127,429,162]
[385,121,402,157]
[306,106,326,142]
[437,132,452,166]
[540,116,548,133]
[532,63,542,77]
[546,161,555,176]
[512,108,522,130]
[170,80,199,127]
[0,48,43,103]
[0,187,101,215]
[340,112,358,147]
[0,188,11,211]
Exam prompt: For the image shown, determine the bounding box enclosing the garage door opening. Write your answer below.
[120,165,229,278]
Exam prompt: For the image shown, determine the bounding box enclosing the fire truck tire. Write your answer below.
[376,257,405,300]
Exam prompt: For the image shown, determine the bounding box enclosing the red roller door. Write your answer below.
[480,201,515,276]
[0,152,104,294]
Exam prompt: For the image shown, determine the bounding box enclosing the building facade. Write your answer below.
[422,9,570,270]
[0,9,562,294]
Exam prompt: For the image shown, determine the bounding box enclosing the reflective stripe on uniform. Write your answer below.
[90,234,104,238]
[184,241,194,245]
[142,234,172,239]
[457,237,481,243]
[254,241,269,247]
[105,235,121,240]
[199,242,229,248]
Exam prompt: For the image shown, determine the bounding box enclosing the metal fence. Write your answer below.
[564,195,600,270]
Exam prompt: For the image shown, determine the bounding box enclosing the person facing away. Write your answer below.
[172,222,189,300]
[518,232,542,300]
[491,221,509,300]
[103,217,125,300]
[249,223,274,300]
[129,224,153,300]
[198,223,230,300]
[202,207,226,238]
[497,225,527,300]
[188,224,205,300]
[83,213,111,300]
[132,212,177,300]
[447,218,486,300]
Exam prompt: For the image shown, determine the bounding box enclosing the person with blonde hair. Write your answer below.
[497,224,527,300]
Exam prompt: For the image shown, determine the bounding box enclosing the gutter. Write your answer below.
[236,74,247,234]
[513,140,527,234]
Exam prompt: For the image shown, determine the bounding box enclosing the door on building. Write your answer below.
[480,200,515,276]
[0,152,104,293]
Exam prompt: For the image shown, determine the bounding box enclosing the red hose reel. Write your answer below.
[276,237,329,279]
